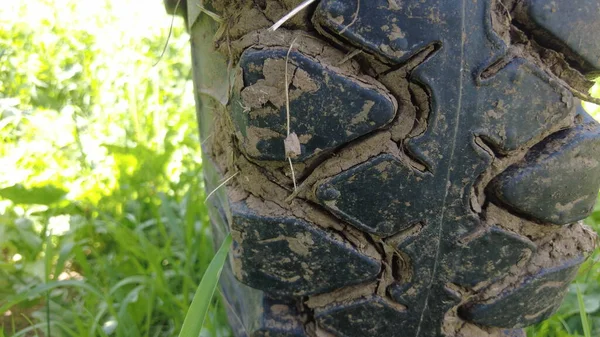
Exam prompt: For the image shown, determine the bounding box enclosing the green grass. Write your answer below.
[0,1,230,336]
[0,1,599,337]
[178,234,232,337]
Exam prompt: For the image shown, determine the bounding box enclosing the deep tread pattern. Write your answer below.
[313,0,443,64]
[316,154,427,237]
[315,295,527,337]
[233,48,398,161]
[185,0,599,336]
[221,264,308,337]
[315,296,410,337]
[450,227,535,287]
[314,0,592,336]
[458,256,584,328]
[309,0,589,335]
[489,111,600,225]
[520,0,600,73]
[477,58,573,152]
[206,184,307,337]
[250,297,307,337]
[231,201,381,297]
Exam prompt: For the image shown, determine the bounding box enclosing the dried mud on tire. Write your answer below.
[179,0,600,336]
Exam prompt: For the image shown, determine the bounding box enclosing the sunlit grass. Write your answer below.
[1,1,230,336]
[583,82,600,118]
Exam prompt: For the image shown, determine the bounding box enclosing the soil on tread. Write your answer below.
[177,0,600,336]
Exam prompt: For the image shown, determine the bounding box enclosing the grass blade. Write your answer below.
[0,280,103,314]
[44,231,53,337]
[576,284,592,337]
[178,233,232,337]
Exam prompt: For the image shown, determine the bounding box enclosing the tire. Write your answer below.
[176,0,600,336]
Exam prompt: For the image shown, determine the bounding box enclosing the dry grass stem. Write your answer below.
[268,0,317,31]
[154,0,182,67]
[338,48,363,65]
[205,172,239,203]
[285,37,298,136]
[288,157,298,191]
[200,133,214,145]
[340,0,361,33]
[284,37,300,192]
[196,4,223,22]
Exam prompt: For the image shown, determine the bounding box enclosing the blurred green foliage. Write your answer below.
[0,1,598,337]
[0,1,229,336]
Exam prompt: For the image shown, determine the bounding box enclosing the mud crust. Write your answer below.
[184,1,600,336]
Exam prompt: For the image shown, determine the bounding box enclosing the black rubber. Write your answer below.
[170,0,600,336]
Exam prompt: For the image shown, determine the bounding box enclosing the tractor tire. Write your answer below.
[173,0,600,336]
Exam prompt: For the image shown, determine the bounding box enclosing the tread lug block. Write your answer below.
[232,48,397,161]
[390,284,461,315]
[250,297,307,337]
[522,0,600,73]
[220,261,307,337]
[315,154,429,237]
[315,296,409,337]
[209,186,307,337]
[230,201,381,297]
[478,58,573,152]
[313,0,460,64]
[458,256,585,328]
[489,115,600,225]
[451,227,536,287]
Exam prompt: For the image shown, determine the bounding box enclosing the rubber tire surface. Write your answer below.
[178,0,600,336]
